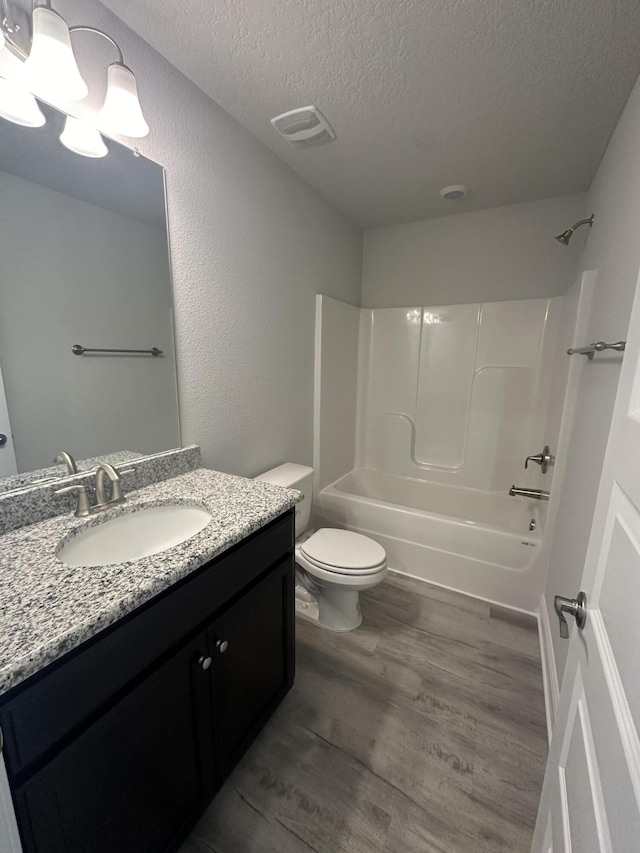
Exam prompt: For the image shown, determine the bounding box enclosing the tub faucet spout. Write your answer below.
[509,486,550,501]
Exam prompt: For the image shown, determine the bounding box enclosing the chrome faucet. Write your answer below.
[54,463,134,517]
[95,463,127,508]
[54,451,78,474]
[509,486,550,501]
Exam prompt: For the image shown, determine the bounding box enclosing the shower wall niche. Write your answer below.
[355,298,563,495]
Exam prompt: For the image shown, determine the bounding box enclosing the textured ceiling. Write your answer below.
[98,0,640,227]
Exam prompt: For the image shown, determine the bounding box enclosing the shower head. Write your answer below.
[555,229,573,246]
[554,214,595,246]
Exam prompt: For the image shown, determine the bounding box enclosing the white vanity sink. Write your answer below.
[57,504,212,567]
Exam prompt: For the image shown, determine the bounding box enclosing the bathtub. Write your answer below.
[316,469,543,612]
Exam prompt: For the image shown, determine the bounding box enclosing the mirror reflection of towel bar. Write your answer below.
[567,341,625,360]
[71,344,163,357]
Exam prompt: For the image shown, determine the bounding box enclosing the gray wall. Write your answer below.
[543,72,640,686]
[27,0,363,478]
[0,170,179,471]
[362,195,586,308]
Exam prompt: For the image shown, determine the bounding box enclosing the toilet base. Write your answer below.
[295,584,363,632]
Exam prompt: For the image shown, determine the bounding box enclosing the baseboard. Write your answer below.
[537,593,559,744]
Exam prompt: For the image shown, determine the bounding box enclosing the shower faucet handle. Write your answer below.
[525,445,554,474]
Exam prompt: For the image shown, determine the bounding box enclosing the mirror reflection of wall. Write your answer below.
[0,100,180,479]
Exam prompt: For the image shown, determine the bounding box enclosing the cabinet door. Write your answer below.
[14,631,214,853]
[210,556,294,780]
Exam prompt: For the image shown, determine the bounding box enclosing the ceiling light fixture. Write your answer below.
[0,1,150,155]
[440,184,469,200]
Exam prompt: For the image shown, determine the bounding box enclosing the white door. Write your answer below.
[0,362,17,477]
[532,268,640,852]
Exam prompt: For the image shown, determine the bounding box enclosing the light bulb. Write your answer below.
[60,116,108,158]
[22,7,88,102]
[0,76,45,127]
[98,63,149,138]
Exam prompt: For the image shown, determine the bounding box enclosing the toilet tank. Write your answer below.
[254,463,314,538]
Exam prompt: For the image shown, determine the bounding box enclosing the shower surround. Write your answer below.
[313,292,584,612]
[356,299,561,494]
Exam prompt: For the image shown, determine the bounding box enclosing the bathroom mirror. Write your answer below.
[0,99,181,490]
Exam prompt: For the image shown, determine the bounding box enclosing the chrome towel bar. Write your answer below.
[72,344,163,357]
[567,341,626,360]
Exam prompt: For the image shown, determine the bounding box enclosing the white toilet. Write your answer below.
[255,463,387,632]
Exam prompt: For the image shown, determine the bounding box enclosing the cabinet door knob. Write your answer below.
[216,640,229,654]
[198,655,212,670]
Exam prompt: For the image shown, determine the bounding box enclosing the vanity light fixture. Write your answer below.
[0,73,45,124]
[60,115,108,158]
[22,3,88,102]
[0,49,45,125]
[97,48,149,138]
[0,0,150,152]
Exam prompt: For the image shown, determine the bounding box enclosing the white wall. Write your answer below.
[313,296,360,491]
[0,170,179,471]
[362,195,586,308]
[543,73,640,689]
[17,0,362,478]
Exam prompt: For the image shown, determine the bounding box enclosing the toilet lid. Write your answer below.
[300,528,386,571]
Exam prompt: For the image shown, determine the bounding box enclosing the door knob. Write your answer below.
[216,640,229,654]
[0,434,7,447]
[554,592,587,639]
[198,655,212,670]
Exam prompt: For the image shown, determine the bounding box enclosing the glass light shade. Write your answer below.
[0,76,46,127]
[60,116,108,158]
[23,7,88,102]
[98,63,149,137]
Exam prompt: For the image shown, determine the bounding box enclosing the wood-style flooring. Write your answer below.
[180,572,547,853]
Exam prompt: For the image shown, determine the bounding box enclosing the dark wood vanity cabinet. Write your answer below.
[12,631,213,853]
[0,510,295,853]
[210,556,293,782]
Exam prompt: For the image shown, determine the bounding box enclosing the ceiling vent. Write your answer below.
[270,106,336,149]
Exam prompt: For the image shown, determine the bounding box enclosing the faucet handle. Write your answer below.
[54,484,91,517]
[525,454,544,469]
[524,445,554,474]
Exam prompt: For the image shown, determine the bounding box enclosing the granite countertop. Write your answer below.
[0,467,302,697]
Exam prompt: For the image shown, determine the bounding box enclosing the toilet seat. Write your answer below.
[299,528,386,576]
